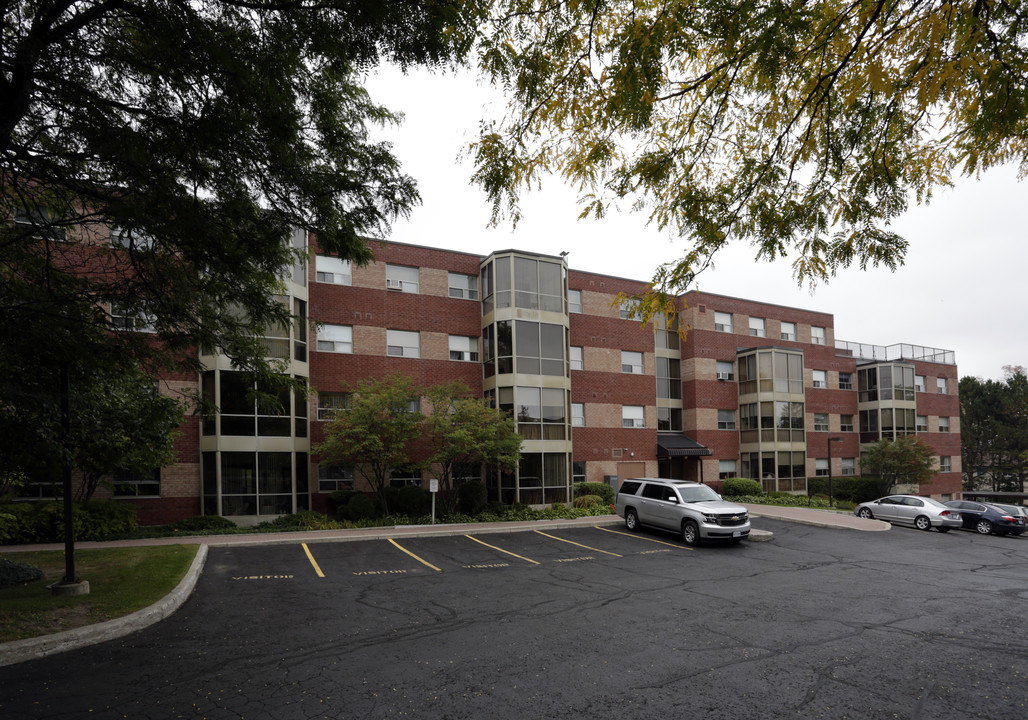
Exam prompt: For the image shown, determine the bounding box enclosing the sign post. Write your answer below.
[429,479,439,524]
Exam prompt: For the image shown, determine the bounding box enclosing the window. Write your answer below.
[718,460,737,480]
[512,386,567,440]
[619,297,640,320]
[812,370,827,388]
[938,416,950,433]
[448,272,478,300]
[572,403,585,427]
[811,326,826,345]
[841,457,855,476]
[656,314,680,350]
[815,458,829,477]
[318,464,354,492]
[111,227,155,251]
[390,467,422,488]
[916,415,928,432]
[780,321,796,341]
[449,335,479,362]
[112,468,160,497]
[515,321,564,375]
[318,392,351,420]
[714,311,733,333]
[937,377,948,394]
[110,301,156,333]
[749,317,766,337]
[840,414,854,432]
[717,409,736,430]
[568,289,582,313]
[386,264,419,293]
[387,329,420,358]
[658,407,682,431]
[657,357,681,399]
[316,324,352,353]
[915,375,926,393]
[315,256,352,285]
[622,350,643,374]
[15,205,65,242]
[940,456,952,472]
[570,346,583,371]
[622,405,645,428]
[839,372,853,390]
[814,413,829,432]
[513,256,563,312]
[716,360,735,381]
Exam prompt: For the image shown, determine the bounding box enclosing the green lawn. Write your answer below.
[0,545,198,644]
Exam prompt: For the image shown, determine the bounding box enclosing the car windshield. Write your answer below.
[677,485,722,503]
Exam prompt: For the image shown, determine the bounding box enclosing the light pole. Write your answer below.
[827,436,843,508]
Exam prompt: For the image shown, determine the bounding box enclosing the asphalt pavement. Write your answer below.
[0,505,887,667]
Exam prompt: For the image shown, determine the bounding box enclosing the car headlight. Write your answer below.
[702,513,718,523]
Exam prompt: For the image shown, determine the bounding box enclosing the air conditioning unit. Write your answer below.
[386,278,403,289]
[715,323,727,332]
[622,364,633,373]
[716,372,731,381]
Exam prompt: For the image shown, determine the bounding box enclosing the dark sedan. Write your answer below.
[944,500,1025,536]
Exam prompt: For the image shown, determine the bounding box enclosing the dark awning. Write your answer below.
[656,434,712,458]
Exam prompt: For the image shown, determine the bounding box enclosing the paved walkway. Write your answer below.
[0,506,886,666]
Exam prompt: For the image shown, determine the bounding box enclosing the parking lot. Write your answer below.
[3,519,1028,719]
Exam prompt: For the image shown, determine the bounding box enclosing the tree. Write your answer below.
[959,375,1004,491]
[861,435,936,495]
[315,375,425,516]
[2,0,486,470]
[474,0,1028,320]
[422,381,522,514]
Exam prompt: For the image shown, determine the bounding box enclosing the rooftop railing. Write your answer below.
[835,340,956,366]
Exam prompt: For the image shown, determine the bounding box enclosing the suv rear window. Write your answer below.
[619,481,642,496]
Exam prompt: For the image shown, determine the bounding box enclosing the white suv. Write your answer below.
[615,478,750,546]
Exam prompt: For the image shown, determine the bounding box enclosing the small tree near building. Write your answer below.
[422,382,522,515]
[315,375,423,516]
[862,436,937,496]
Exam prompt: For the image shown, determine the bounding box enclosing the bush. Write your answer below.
[807,476,887,503]
[0,556,44,588]
[573,494,603,508]
[457,480,488,516]
[259,511,341,531]
[0,500,139,543]
[339,493,377,521]
[74,501,139,540]
[173,515,237,532]
[328,489,358,514]
[573,482,615,505]
[395,485,430,517]
[722,477,764,497]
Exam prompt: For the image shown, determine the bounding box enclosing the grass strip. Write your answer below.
[0,545,198,644]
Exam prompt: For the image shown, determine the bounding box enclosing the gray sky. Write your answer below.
[366,65,1026,383]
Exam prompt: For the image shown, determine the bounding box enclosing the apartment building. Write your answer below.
[106,238,964,524]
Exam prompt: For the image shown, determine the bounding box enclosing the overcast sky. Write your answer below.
[365,65,1025,383]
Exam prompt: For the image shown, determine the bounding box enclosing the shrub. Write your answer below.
[573,494,603,508]
[328,489,358,514]
[259,511,340,531]
[722,477,764,497]
[395,485,430,517]
[74,501,139,540]
[573,481,615,505]
[807,476,885,503]
[0,556,44,588]
[457,480,488,516]
[173,515,237,532]
[339,493,377,521]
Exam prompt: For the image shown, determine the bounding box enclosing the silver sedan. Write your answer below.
[854,495,962,532]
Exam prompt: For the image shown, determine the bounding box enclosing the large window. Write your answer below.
[111,227,155,251]
[622,351,643,374]
[738,350,802,395]
[212,371,294,437]
[315,256,352,285]
[386,264,419,293]
[656,314,680,350]
[714,311,733,333]
[657,357,681,398]
[318,392,351,420]
[622,405,645,428]
[390,467,422,487]
[515,320,564,375]
[514,256,563,312]
[219,451,294,516]
[387,329,420,358]
[110,301,156,333]
[316,324,352,353]
[449,335,479,362]
[448,272,478,300]
[318,464,354,492]
[517,452,569,505]
[658,407,682,431]
[512,387,567,439]
[112,468,160,497]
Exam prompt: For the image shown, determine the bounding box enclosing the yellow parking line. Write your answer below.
[596,526,694,550]
[534,530,622,557]
[388,538,442,572]
[464,534,540,565]
[301,543,326,577]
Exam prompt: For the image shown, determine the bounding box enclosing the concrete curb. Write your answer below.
[0,544,208,668]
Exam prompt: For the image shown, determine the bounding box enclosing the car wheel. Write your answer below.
[976,519,993,535]
[858,507,874,520]
[914,515,932,531]
[625,509,639,532]
[681,520,700,547]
